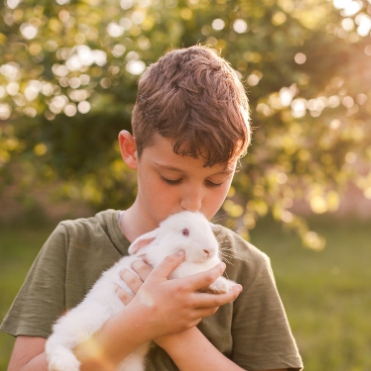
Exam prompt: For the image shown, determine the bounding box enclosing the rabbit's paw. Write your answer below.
[47,348,81,371]
[207,277,237,294]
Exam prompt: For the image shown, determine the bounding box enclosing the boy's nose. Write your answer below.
[180,193,202,213]
[180,189,202,212]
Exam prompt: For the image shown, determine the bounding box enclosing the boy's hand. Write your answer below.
[115,255,154,305]
[115,251,242,341]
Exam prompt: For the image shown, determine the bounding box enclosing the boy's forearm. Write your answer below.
[19,352,48,371]
[156,327,245,371]
[75,306,150,371]
[20,327,243,371]
[20,308,148,371]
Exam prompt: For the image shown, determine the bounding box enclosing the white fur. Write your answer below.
[45,211,237,371]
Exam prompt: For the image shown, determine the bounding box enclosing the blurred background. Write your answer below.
[0,0,370,369]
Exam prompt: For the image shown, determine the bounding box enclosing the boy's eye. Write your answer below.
[206,180,223,188]
[160,176,223,187]
[161,176,182,185]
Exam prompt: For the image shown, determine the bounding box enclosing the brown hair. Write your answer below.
[131,44,251,167]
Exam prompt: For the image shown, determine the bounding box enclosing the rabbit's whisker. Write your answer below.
[219,247,245,256]
[226,219,240,230]
[218,241,234,246]
[220,252,245,261]
[223,270,230,280]
[211,214,228,221]
[220,252,236,259]
[220,247,245,254]
[216,238,229,244]
[221,256,234,267]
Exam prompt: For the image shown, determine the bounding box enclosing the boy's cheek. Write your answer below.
[204,191,230,217]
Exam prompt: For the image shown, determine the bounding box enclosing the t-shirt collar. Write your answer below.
[106,209,131,256]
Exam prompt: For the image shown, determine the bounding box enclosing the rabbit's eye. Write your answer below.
[182,228,189,237]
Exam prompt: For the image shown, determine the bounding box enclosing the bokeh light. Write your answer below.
[78,101,91,114]
[0,103,11,120]
[233,19,247,33]
[294,53,307,64]
[212,19,225,31]
[20,23,38,39]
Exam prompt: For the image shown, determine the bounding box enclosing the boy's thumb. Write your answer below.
[151,251,185,281]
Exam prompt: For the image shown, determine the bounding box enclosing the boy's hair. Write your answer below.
[131,44,251,167]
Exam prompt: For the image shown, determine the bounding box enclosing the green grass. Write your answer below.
[0,225,55,370]
[0,217,370,371]
[250,217,371,371]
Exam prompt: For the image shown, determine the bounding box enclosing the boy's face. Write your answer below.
[135,134,236,225]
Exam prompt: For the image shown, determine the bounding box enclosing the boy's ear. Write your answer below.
[119,130,138,170]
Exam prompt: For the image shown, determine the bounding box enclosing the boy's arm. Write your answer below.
[8,333,286,371]
[7,305,157,371]
[8,305,158,371]
[7,252,239,371]
[7,336,48,371]
[121,259,285,371]
[155,328,287,371]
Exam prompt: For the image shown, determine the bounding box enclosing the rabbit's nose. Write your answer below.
[203,249,210,257]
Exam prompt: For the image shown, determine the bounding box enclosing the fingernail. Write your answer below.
[176,250,185,257]
[220,262,226,270]
[235,284,243,292]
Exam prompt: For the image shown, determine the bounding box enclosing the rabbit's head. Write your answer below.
[128,211,219,266]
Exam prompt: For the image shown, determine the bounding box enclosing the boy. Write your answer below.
[2,45,303,371]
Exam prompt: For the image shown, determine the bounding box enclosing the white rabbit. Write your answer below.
[45,211,237,371]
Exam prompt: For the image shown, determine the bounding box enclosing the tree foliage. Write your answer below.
[1,0,371,248]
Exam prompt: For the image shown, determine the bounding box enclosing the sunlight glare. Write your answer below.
[356,15,371,36]
[126,60,146,75]
[345,152,357,163]
[233,19,248,33]
[6,0,20,9]
[0,103,11,120]
[364,187,371,199]
[78,101,91,114]
[291,98,307,118]
[76,336,116,371]
[330,119,341,129]
[334,0,362,16]
[341,18,354,31]
[20,23,38,39]
[247,73,260,86]
[294,53,306,64]
[6,82,19,96]
[212,19,225,31]
[107,22,124,37]
[276,172,288,184]
[120,0,133,10]
[138,289,154,307]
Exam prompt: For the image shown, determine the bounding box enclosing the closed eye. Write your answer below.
[161,176,182,185]
[161,176,223,188]
[206,180,223,188]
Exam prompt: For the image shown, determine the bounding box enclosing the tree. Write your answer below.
[1,0,370,248]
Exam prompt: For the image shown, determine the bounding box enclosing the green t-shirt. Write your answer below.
[1,209,303,371]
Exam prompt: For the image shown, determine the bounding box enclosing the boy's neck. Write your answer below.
[119,198,159,243]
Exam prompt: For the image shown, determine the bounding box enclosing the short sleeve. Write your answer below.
[231,257,303,371]
[0,223,68,339]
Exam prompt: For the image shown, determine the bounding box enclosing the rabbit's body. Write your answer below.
[45,211,237,371]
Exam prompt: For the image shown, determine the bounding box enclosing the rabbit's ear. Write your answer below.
[128,228,159,255]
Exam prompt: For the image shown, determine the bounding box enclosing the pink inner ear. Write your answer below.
[130,237,155,255]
